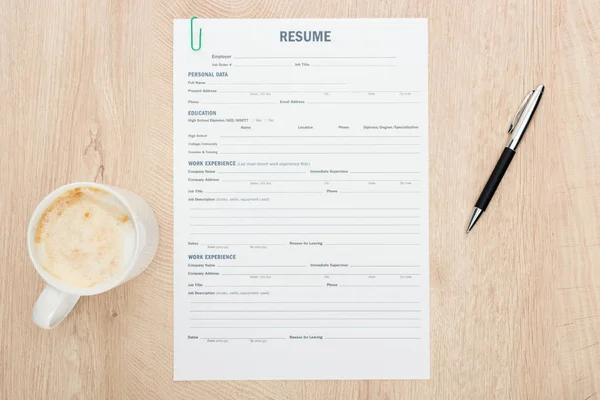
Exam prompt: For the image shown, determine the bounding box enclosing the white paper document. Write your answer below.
[173,18,429,380]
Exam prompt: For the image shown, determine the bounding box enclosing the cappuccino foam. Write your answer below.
[35,187,136,288]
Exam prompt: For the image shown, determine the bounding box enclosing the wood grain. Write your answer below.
[1,0,599,398]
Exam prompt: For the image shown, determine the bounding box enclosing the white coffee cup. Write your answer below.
[28,182,159,329]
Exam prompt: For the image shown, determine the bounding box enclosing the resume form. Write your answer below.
[173,19,429,380]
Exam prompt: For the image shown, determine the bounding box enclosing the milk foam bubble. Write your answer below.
[35,187,136,288]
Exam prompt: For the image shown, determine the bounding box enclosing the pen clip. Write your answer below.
[508,90,534,134]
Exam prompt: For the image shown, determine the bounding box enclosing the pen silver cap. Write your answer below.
[507,85,544,151]
[508,90,534,134]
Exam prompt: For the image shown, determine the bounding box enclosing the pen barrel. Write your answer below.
[475,147,516,211]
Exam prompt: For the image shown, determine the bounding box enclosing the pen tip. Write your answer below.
[466,207,482,234]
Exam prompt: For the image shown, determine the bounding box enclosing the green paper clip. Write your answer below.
[190,16,202,51]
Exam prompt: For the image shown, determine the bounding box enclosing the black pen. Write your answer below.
[467,85,545,233]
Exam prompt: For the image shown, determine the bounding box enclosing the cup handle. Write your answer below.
[32,285,80,329]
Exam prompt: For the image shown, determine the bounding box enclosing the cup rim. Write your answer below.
[27,182,141,296]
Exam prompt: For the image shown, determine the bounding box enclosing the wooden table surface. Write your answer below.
[1,0,599,398]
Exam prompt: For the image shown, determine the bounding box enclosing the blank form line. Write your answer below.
[216,265,305,268]
[344,285,421,287]
[219,179,420,182]
[220,144,421,147]
[208,82,346,85]
[341,191,421,194]
[220,136,420,138]
[328,243,421,246]
[327,337,422,340]
[351,171,421,174]
[353,265,420,268]
[192,233,420,235]
[201,285,322,288]
[220,273,420,276]
[219,152,421,155]
[196,243,287,246]
[221,90,420,93]
[217,172,307,174]
[313,64,396,67]
[234,65,294,67]
[234,56,396,59]
[198,337,287,340]
[189,302,421,304]
[308,102,420,104]
[190,318,420,321]
[190,224,420,227]
[211,265,301,268]
[190,207,420,210]
[190,310,421,312]
[198,102,278,104]
[190,216,420,219]
[232,64,396,68]
[191,326,420,329]
[201,191,323,194]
